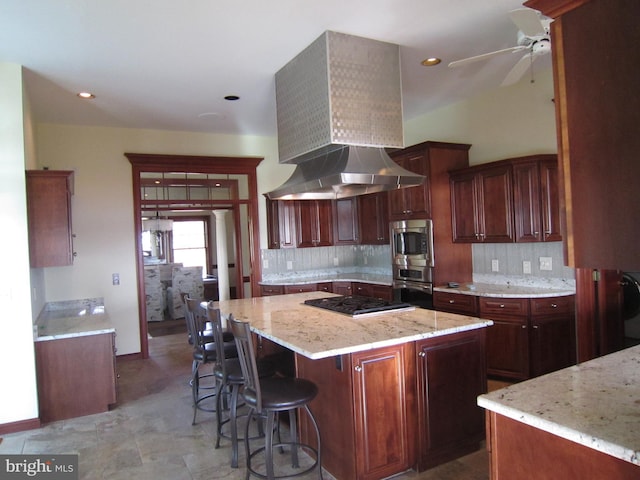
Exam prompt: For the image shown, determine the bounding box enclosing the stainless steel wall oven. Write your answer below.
[391,219,434,309]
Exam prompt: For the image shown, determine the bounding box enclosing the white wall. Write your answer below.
[35,124,289,355]
[0,62,39,425]
[405,68,557,164]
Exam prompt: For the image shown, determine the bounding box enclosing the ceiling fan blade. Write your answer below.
[448,45,527,68]
[501,52,538,86]
[509,8,546,37]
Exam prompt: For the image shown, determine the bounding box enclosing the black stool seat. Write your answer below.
[242,377,318,411]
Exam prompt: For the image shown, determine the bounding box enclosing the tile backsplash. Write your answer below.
[261,241,575,284]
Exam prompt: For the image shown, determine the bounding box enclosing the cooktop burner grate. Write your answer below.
[304,295,414,317]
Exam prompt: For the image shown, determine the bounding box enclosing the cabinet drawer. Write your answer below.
[434,292,478,315]
[530,295,574,316]
[284,283,317,294]
[316,282,332,293]
[261,285,284,296]
[479,297,529,318]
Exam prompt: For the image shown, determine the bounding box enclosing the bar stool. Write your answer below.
[229,315,323,480]
[186,297,236,425]
[206,305,276,468]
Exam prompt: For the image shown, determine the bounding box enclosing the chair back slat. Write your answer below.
[228,315,263,412]
[186,297,208,349]
[206,302,227,366]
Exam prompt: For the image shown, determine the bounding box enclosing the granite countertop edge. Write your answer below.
[260,272,393,287]
[478,345,640,466]
[34,298,115,342]
[434,283,575,298]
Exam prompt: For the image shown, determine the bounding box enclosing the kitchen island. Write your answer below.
[215,291,493,480]
[478,345,640,479]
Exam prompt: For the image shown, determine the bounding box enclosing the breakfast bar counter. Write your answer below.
[214,291,493,480]
[215,291,492,359]
[478,345,640,479]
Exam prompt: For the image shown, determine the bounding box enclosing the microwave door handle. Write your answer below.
[428,230,435,267]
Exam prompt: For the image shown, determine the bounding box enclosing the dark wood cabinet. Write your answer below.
[35,333,116,423]
[283,283,317,294]
[296,199,333,248]
[481,297,531,380]
[433,291,478,316]
[416,330,486,470]
[26,170,74,267]
[512,155,562,243]
[525,0,640,271]
[296,330,488,479]
[266,198,296,249]
[352,282,373,297]
[316,282,332,293]
[333,198,359,245]
[450,163,514,243]
[352,344,414,479]
[260,284,284,296]
[529,296,576,377]
[388,149,431,220]
[332,281,353,296]
[358,192,389,244]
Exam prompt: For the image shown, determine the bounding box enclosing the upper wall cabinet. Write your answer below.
[525,0,640,270]
[358,191,389,245]
[450,163,514,243]
[388,148,432,220]
[26,170,75,267]
[450,155,561,244]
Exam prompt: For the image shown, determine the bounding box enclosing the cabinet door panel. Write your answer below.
[450,172,478,243]
[352,345,412,480]
[296,200,333,247]
[283,283,317,294]
[513,161,542,242]
[332,281,352,296]
[530,314,576,377]
[333,198,359,245]
[477,165,514,242]
[358,192,389,244]
[485,319,529,380]
[416,331,486,470]
[539,160,562,242]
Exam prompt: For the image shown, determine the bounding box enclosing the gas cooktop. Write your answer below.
[304,295,414,317]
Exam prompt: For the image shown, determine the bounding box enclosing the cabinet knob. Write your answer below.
[532,325,539,329]
[534,231,539,235]
[521,325,527,329]
[418,351,426,357]
[551,303,558,308]
[449,299,455,304]
[499,304,505,308]
[354,365,362,372]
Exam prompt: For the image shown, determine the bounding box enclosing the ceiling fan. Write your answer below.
[448,8,552,86]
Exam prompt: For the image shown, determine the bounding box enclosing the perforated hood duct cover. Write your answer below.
[266,31,424,200]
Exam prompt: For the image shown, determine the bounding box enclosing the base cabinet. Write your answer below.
[35,333,116,423]
[296,329,487,480]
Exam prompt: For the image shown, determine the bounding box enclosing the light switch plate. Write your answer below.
[286,261,293,270]
[523,261,532,274]
[539,257,553,271]
[491,259,499,272]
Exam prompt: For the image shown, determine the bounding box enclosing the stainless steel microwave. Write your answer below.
[391,219,434,268]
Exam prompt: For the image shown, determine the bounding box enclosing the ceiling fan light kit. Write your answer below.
[448,7,552,87]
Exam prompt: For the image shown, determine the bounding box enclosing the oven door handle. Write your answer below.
[393,280,433,294]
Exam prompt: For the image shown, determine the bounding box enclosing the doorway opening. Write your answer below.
[127,153,263,358]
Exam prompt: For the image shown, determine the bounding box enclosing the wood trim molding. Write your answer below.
[0,417,41,435]
[524,0,591,18]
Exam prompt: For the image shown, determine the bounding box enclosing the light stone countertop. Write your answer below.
[478,345,640,465]
[35,298,115,342]
[434,283,575,298]
[213,291,492,360]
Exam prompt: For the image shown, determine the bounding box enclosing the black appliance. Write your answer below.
[304,295,414,317]
[393,280,433,310]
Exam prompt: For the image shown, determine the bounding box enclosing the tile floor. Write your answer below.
[1,332,489,479]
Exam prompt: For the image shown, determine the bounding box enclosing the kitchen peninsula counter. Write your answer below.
[434,282,575,298]
[35,298,115,341]
[478,346,640,478]
[214,291,492,479]
[215,291,492,359]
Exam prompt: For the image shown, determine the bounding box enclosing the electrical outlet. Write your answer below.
[491,259,499,272]
[333,257,339,266]
[286,261,293,270]
[262,259,269,269]
[539,257,553,271]
[523,260,532,274]
[112,273,120,286]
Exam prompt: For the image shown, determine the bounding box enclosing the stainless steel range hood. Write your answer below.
[266,31,424,200]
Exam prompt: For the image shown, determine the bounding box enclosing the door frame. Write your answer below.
[126,153,263,358]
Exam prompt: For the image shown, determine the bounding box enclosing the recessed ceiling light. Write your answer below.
[77,91,95,99]
[224,95,240,101]
[421,57,442,67]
